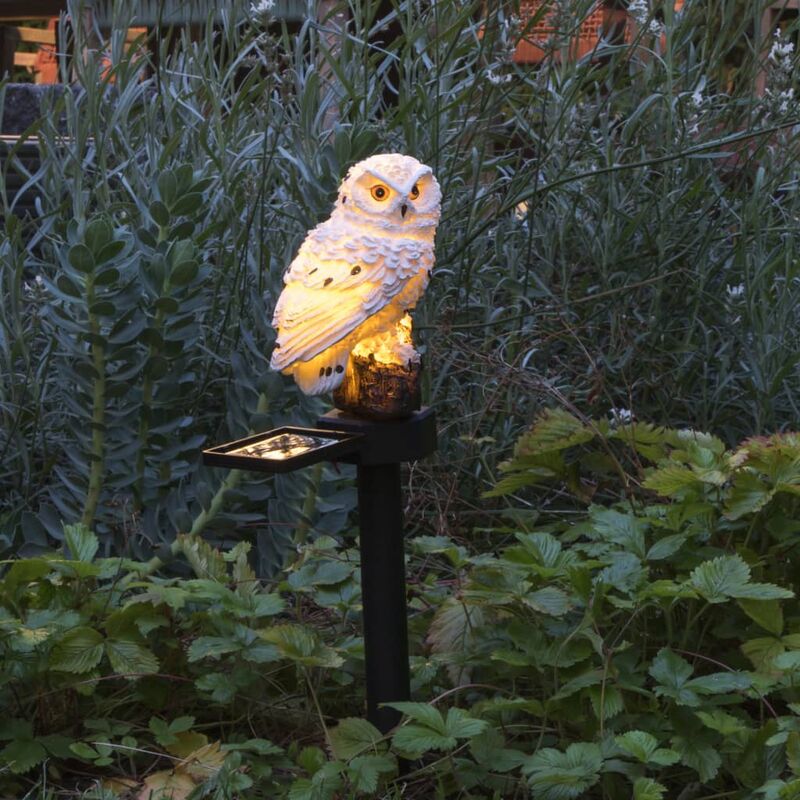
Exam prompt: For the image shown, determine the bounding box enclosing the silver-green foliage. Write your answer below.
[2,0,800,560]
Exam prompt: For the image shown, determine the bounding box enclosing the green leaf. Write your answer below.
[96,239,126,265]
[743,636,785,670]
[328,718,384,761]
[525,586,571,616]
[391,724,456,756]
[149,200,170,227]
[158,170,178,205]
[689,554,749,602]
[347,754,396,794]
[85,217,113,256]
[443,708,488,739]
[195,672,238,703]
[687,554,789,603]
[187,635,241,662]
[687,671,750,694]
[260,625,343,667]
[523,743,603,799]
[1,738,48,773]
[615,731,659,763]
[513,408,595,456]
[68,243,95,273]
[105,638,159,677]
[469,728,526,772]
[386,702,446,732]
[170,260,199,286]
[696,709,748,735]
[672,735,722,782]
[725,472,775,520]
[633,777,667,800]
[615,730,679,766]
[172,192,204,216]
[63,523,98,563]
[643,464,701,496]
[50,627,104,673]
[739,598,784,635]
[789,732,800,776]
[732,583,793,601]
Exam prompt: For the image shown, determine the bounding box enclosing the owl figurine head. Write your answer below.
[335,153,441,230]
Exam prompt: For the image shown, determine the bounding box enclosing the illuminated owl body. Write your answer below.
[270,154,441,395]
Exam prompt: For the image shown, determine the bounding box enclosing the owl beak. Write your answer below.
[400,203,408,218]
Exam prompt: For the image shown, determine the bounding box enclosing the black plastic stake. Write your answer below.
[317,407,437,733]
[356,461,410,732]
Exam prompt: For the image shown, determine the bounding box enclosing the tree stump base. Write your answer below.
[333,352,421,420]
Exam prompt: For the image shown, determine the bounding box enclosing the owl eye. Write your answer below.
[370,184,390,201]
[410,184,420,199]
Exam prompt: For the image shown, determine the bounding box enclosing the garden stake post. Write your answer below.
[202,407,437,734]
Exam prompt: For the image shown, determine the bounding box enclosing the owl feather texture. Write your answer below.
[270,153,441,395]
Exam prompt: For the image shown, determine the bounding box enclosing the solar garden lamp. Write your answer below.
[204,154,441,733]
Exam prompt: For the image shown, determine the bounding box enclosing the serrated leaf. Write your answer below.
[187,636,241,662]
[514,408,595,456]
[523,743,603,799]
[689,554,750,603]
[328,718,384,761]
[443,708,488,739]
[672,735,722,782]
[696,709,748,735]
[105,637,159,677]
[731,582,793,600]
[63,523,98,562]
[387,702,446,732]
[525,586,571,616]
[615,730,660,763]
[50,627,104,673]
[687,671,750,694]
[643,464,701,496]
[725,472,775,519]
[1,738,48,773]
[348,754,396,794]
[739,598,784,635]
[392,725,456,756]
[742,636,785,671]
[260,624,342,667]
[634,777,667,800]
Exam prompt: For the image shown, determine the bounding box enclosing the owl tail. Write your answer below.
[290,347,350,396]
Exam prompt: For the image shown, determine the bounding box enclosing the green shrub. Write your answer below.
[6,413,800,797]
[2,0,800,558]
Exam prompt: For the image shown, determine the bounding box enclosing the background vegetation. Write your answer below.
[2,0,800,796]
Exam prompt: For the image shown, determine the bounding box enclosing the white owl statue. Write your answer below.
[269,153,441,396]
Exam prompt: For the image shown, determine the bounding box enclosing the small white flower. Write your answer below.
[691,89,704,107]
[726,283,745,299]
[627,0,649,25]
[648,19,664,36]
[770,30,795,66]
[250,0,275,15]
[610,407,633,425]
[486,67,513,86]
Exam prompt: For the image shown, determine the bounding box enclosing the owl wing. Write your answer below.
[270,236,411,372]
